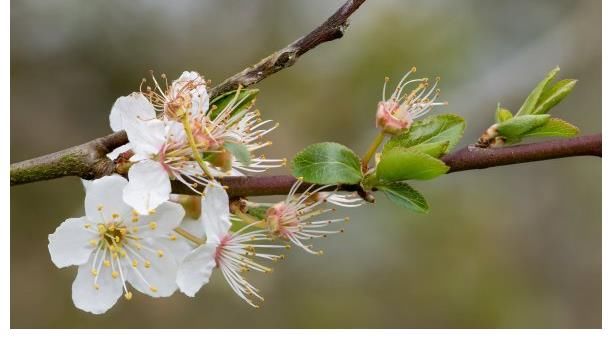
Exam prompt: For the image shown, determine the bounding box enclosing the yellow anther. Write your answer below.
[119,228,128,235]
[132,227,139,233]
[119,250,126,258]
[132,259,138,267]
[111,271,119,279]
[124,292,133,300]
[144,260,151,268]
[112,252,119,259]
[157,250,164,258]
[97,205,104,211]
[131,216,139,223]
[111,213,120,219]
[91,269,98,276]
[94,283,100,290]
[89,239,98,246]
[149,222,158,230]
[149,286,158,293]
[103,260,110,267]
[169,234,177,241]
[148,209,156,215]
[114,236,121,243]
[97,224,107,234]
[131,210,139,217]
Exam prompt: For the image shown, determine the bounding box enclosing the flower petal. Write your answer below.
[129,201,185,238]
[84,175,132,223]
[176,243,217,297]
[126,238,179,297]
[48,217,96,268]
[161,230,195,263]
[201,184,231,242]
[179,217,205,240]
[109,92,156,132]
[124,117,166,157]
[106,143,132,161]
[172,71,209,117]
[124,160,171,214]
[72,255,124,314]
[165,120,186,144]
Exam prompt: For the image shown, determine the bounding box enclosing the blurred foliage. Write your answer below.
[10,0,601,328]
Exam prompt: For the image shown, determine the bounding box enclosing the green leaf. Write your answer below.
[496,114,550,138]
[376,148,449,181]
[224,142,251,166]
[515,66,559,116]
[532,79,577,114]
[495,104,513,123]
[384,114,466,154]
[407,141,450,158]
[209,88,259,120]
[522,118,580,138]
[379,182,429,213]
[291,142,362,185]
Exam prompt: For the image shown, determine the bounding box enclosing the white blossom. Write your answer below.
[176,184,284,307]
[48,175,185,314]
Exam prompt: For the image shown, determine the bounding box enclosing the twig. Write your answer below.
[10,0,367,186]
[168,133,602,197]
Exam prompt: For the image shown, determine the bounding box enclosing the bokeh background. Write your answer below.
[10,0,601,328]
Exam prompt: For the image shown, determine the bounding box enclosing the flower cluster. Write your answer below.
[108,71,284,214]
[48,71,359,314]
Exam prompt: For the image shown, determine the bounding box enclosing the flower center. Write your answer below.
[214,233,233,267]
[265,203,298,238]
[85,205,166,300]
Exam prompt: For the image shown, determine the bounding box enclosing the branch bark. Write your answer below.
[10,0,367,186]
[170,133,601,197]
[9,0,602,198]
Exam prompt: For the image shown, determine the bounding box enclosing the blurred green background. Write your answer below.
[10,0,601,328]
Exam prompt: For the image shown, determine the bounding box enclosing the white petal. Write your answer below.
[162,231,195,263]
[106,143,132,160]
[124,117,166,157]
[165,120,186,144]
[109,92,156,132]
[123,161,171,214]
[129,201,185,238]
[48,217,96,268]
[179,217,206,240]
[126,239,179,297]
[72,255,124,314]
[176,243,217,297]
[81,179,92,192]
[84,175,132,223]
[172,71,209,117]
[201,184,231,242]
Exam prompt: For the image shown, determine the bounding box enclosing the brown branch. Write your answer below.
[9,0,602,198]
[444,133,601,173]
[168,133,602,197]
[10,0,367,186]
[209,0,367,97]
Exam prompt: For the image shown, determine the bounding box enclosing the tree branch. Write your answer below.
[168,133,601,197]
[9,0,602,199]
[10,0,367,186]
